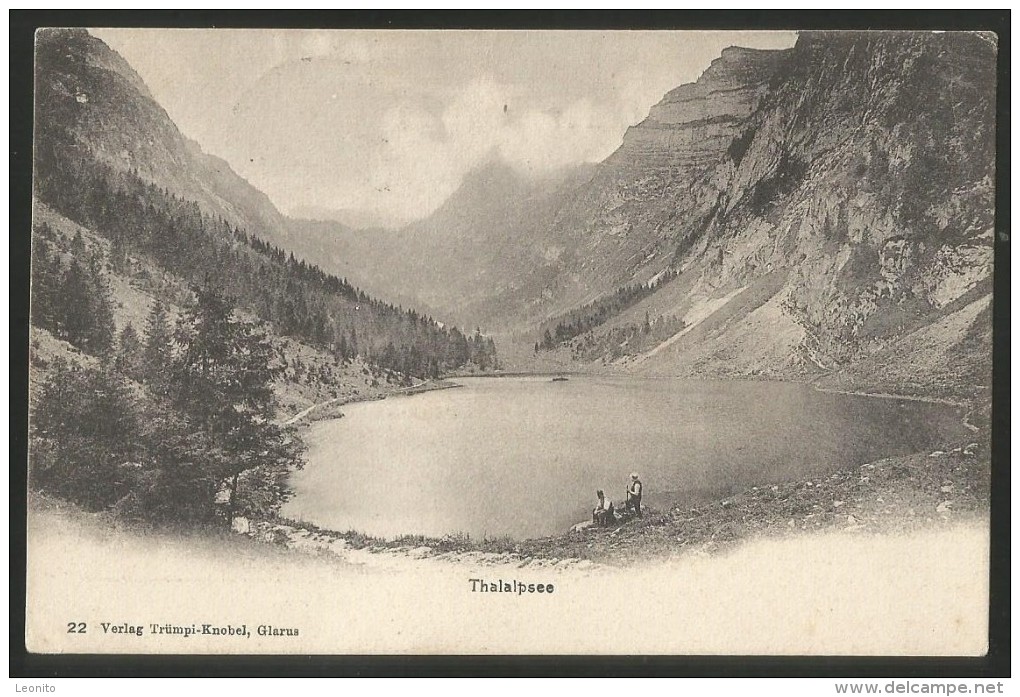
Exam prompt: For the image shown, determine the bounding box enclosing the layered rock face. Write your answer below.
[538,47,792,314]
[547,31,996,397]
[709,32,994,368]
[622,46,789,171]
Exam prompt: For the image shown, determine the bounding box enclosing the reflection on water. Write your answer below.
[282,376,967,540]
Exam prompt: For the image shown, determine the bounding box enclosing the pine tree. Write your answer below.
[173,285,304,524]
[173,287,235,430]
[30,235,60,332]
[87,262,117,357]
[131,374,225,523]
[70,230,86,257]
[143,299,174,394]
[115,322,144,381]
[58,260,93,348]
[31,360,143,510]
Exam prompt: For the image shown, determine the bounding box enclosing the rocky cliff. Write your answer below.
[541,31,996,399]
[529,47,792,313]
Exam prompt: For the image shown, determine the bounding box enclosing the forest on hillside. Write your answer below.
[535,271,678,352]
[34,142,498,378]
[29,95,496,527]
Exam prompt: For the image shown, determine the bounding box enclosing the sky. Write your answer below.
[92,29,797,226]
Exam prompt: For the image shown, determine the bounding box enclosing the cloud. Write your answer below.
[94,29,798,225]
[500,99,621,173]
[438,77,624,176]
[344,78,628,220]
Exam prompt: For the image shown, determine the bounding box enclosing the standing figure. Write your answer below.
[592,489,614,527]
[626,472,643,517]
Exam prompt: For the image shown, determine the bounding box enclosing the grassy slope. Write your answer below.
[30,203,412,423]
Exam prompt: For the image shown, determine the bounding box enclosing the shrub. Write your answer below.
[728,128,756,166]
[30,361,144,510]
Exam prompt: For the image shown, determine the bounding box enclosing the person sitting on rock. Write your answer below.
[593,489,614,527]
[626,472,643,518]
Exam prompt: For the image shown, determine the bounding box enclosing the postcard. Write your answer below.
[24,27,995,656]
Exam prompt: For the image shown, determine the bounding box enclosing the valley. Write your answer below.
[274,32,995,409]
[25,28,996,562]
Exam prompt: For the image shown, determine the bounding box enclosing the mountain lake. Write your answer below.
[281,376,971,540]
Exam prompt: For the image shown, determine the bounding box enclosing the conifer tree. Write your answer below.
[173,285,303,524]
[115,322,144,381]
[87,263,118,357]
[57,260,93,349]
[31,360,142,510]
[143,299,174,394]
[30,235,60,332]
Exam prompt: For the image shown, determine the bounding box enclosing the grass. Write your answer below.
[268,516,522,556]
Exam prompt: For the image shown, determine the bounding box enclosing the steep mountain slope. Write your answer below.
[33,28,497,383]
[289,160,596,329]
[29,202,407,421]
[299,48,794,332]
[538,31,995,398]
[35,28,293,247]
[533,47,793,310]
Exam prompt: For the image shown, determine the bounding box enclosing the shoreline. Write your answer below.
[280,378,461,427]
[293,365,988,404]
[263,371,989,566]
[292,369,987,433]
[253,432,988,567]
[809,386,975,408]
[809,384,987,433]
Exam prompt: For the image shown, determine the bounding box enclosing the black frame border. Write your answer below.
[9,9,1010,679]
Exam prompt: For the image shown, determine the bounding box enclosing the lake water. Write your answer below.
[281,376,968,540]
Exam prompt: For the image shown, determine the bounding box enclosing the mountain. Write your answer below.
[34,28,996,400]
[530,31,995,399]
[288,159,597,329]
[32,27,497,387]
[287,205,407,231]
[34,28,293,248]
[531,46,794,312]
[30,27,596,334]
